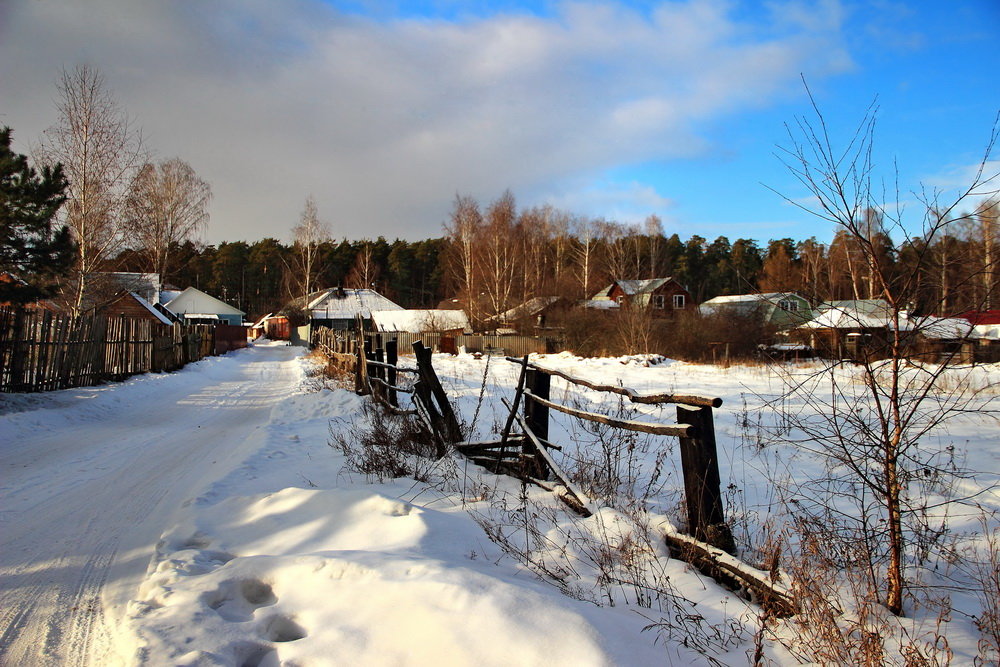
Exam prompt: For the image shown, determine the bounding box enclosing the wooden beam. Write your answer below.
[524,390,695,437]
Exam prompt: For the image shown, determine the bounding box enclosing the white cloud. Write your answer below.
[0,0,851,243]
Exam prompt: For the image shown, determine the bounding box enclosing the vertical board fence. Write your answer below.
[0,307,246,393]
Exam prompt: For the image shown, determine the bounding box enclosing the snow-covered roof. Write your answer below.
[818,299,892,319]
[908,316,975,340]
[496,296,561,322]
[582,299,619,310]
[800,307,890,330]
[801,309,981,340]
[164,287,244,316]
[250,313,273,329]
[973,323,1000,340]
[159,289,182,305]
[371,309,470,333]
[701,292,803,306]
[307,288,403,320]
[129,291,174,326]
[591,278,676,300]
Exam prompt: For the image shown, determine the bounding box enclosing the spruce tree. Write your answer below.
[0,127,74,305]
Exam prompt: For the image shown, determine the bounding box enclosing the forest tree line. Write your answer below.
[101,189,997,325]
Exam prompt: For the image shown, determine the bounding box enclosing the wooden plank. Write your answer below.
[499,355,529,447]
[513,412,593,517]
[412,341,462,445]
[524,390,695,437]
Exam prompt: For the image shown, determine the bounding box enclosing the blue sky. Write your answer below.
[1,0,998,246]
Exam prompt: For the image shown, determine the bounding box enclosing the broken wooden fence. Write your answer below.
[458,356,795,617]
[313,327,462,455]
[308,328,795,615]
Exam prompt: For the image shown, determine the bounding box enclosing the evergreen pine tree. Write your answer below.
[0,127,75,305]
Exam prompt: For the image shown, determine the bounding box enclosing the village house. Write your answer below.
[699,292,814,330]
[590,278,692,313]
[162,287,245,326]
[295,287,404,330]
[493,296,569,333]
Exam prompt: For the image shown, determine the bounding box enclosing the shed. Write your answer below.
[494,296,569,332]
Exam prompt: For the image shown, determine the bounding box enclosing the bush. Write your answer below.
[329,400,438,482]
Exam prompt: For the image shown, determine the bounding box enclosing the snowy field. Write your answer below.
[2,342,998,665]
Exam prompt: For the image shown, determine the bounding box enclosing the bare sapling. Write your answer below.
[766,82,1000,619]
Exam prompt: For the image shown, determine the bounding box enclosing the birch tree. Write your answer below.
[975,197,999,309]
[289,196,329,301]
[572,216,599,299]
[479,190,518,319]
[37,65,144,313]
[443,194,482,323]
[124,158,211,284]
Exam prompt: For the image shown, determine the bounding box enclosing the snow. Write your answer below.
[2,343,998,665]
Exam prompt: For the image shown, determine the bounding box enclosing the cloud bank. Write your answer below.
[0,0,851,243]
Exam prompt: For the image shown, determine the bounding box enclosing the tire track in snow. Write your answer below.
[0,344,305,665]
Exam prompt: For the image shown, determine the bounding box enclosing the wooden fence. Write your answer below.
[0,308,245,393]
[309,325,795,616]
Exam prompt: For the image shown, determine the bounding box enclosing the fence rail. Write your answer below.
[0,307,247,393]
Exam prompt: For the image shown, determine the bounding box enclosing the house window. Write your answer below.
[616,295,624,304]
[778,299,799,312]
[672,294,685,309]
[652,295,665,309]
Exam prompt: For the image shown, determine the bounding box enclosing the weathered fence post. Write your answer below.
[373,346,386,403]
[412,341,462,451]
[356,336,370,395]
[385,338,398,408]
[676,405,736,554]
[523,368,550,479]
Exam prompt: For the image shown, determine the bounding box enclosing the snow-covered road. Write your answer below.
[0,343,304,665]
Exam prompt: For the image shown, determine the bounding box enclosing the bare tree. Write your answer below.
[37,65,145,313]
[443,194,482,323]
[975,197,999,310]
[288,196,329,301]
[645,214,664,278]
[479,190,519,320]
[345,241,380,290]
[771,85,1000,616]
[572,216,600,299]
[124,158,211,284]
